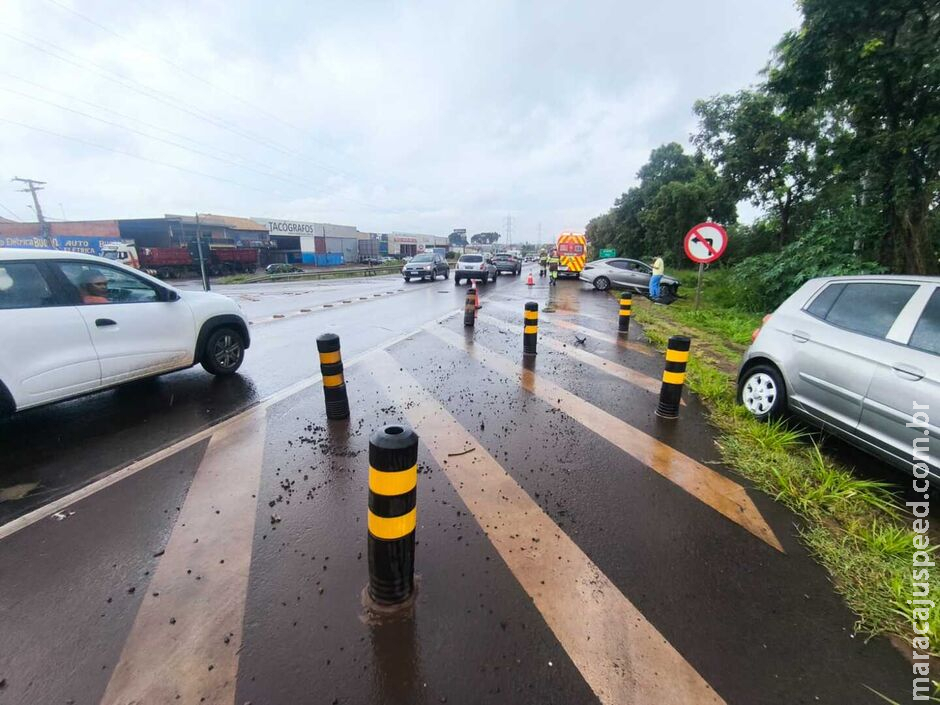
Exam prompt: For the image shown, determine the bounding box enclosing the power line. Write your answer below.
[1,118,267,193]
[32,4,409,190]
[0,85,407,213]
[0,28,361,182]
[12,177,51,246]
[0,201,22,220]
[0,86,320,192]
[42,0,340,153]
[0,74,391,211]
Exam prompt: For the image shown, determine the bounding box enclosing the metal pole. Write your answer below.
[195,213,210,291]
[694,262,704,311]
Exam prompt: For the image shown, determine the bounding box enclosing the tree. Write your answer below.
[448,230,468,248]
[693,90,818,248]
[587,143,736,263]
[768,0,940,274]
[470,232,500,245]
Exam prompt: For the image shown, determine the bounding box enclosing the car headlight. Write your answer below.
[424,265,432,270]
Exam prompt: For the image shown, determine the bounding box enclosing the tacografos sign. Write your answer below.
[264,219,320,236]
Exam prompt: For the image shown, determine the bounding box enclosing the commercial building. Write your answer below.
[0,211,445,267]
[0,219,121,254]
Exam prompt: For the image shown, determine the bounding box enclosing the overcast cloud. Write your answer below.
[0,0,800,239]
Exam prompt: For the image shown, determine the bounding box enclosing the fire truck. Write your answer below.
[555,232,587,278]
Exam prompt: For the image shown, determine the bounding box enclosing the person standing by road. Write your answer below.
[538,249,548,278]
[649,256,664,300]
[548,249,560,286]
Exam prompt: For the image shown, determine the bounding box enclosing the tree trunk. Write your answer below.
[778,189,793,249]
[894,197,937,275]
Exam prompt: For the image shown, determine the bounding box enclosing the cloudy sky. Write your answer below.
[0,0,801,240]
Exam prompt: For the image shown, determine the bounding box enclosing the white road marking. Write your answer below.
[424,323,784,552]
[365,351,725,705]
[99,411,267,705]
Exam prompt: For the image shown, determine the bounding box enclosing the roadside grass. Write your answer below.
[629,269,940,658]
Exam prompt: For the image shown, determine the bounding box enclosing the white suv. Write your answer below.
[0,248,250,416]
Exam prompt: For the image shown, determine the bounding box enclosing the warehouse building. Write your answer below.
[255,218,372,266]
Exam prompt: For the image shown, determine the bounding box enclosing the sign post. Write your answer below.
[683,222,728,310]
[599,248,616,259]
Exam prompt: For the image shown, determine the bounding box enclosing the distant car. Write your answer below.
[0,249,250,417]
[360,257,382,266]
[523,255,535,262]
[455,254,497,285]
[402,253,450,282]
[265,263,303,274]
[491,253,522,276]
[739,275,940,482]
[580,258,680,297]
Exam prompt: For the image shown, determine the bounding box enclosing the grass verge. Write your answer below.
[630,267,940,665]
[217,265,403,285]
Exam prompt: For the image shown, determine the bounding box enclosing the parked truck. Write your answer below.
[99,241,258,278]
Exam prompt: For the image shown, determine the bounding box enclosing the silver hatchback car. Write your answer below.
[738,275,940,481]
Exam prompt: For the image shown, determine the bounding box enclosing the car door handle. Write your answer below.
[95,318,117,327]
[892,364,924,381]
[792,330,810,343]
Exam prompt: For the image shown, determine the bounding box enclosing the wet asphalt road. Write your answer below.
[0,267,915,703]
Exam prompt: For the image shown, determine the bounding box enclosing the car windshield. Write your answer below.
[460,255,482,263]
[411,254,434,262]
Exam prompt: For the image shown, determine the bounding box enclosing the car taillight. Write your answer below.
[751,313,772,343]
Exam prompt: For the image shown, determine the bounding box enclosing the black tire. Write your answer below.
[0,380,14,421]
[404,275,410,282]
[444,268,450,279]
[455,277,461,286]
[201,327,245,376]
[737,364,786,421]
[593,276,611,291]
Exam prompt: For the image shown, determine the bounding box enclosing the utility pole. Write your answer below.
[12,177,53,248]
[195,213,210,291]
[506,214,512,246]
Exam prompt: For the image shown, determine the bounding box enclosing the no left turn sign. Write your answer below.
[684,222,728,264]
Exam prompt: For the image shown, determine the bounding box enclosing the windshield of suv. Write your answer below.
[410,254,434,263]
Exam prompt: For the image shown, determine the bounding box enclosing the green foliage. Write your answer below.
[588,143,736,265]
[693,90,819,247]
[470,232,500,245]
[448,230,468,248]
[731,209,886,312]
[768,0,940,274]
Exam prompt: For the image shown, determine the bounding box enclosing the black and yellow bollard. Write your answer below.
[618,292,632,335]
[523,301,538,356]
[656,335,690,419]
[316,333,350,420]
[464,287,476,327]
[368,424,419,605]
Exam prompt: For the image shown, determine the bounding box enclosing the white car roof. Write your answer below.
[0,247,107,263]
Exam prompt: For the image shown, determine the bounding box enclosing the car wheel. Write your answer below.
[455,277,461,286]
[404,275,410,282]
[738,364,786,421]
[201,327,245,376]
[593,276,610,291]
[444,268,450,279]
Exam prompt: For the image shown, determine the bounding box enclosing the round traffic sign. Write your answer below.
[683,222,728,264]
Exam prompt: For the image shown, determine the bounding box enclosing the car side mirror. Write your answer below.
[163,288,180,302]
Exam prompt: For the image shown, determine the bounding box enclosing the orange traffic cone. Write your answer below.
[472,282,481,309]
[526,271,534,286]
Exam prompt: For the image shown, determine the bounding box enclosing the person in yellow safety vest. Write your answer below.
[538,249,548,277]
[547,250,560,286]
[649,256,665,299]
